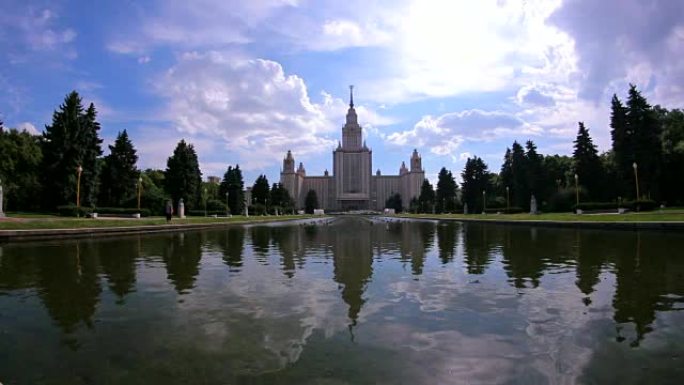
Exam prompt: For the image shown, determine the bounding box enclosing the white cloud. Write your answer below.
[0,5,78,61]
[387,109,540,159]
[16,122,39,135]
[137,56,151,64]
[154,51,390,171]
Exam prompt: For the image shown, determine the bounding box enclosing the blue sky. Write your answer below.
[2,0,683,186]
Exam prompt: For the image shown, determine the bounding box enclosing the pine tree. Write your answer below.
[251,175,270,206]
[435,167,457,213]
[99,130,139,206]
[42,91,103,209]
[525,140,544,202]
[500,147,513,192]
[658,107,684,204]
[626,84,661,199]
[418,179,435,213]
[610,94,630,195]
[304,189,318,214]
[165,140,202,209]
[572,122,603,200]
[510,141,528,209]
[219,165,245,215]
[461,156,490,213]
[81,103,103,206]
[385,193,403,213]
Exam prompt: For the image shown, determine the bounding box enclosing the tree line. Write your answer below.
[0,91,251,215]
[409,84,684,213]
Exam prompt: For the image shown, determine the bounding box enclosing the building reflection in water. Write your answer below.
[1,219,684,356]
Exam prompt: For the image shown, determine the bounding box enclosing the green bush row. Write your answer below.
[57,205,151,217]
[187,210,229,217]
[482,206,525,214]
[573,200,658,212]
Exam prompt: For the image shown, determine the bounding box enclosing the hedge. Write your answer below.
[573,200,658,212]
[187,210,229,217]
[483,206,524,214]
[95,207,151,217]
[57,205,151,217]
[57,205,93,217]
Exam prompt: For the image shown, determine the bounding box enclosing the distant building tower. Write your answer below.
[279,86,425,211]
[207,176,221,184]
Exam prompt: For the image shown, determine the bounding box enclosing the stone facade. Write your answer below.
[280,87,425,211]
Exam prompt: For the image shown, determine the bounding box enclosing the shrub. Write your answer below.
[57,205,93,217]
[187,210,228,216]
[573,200,657,212]
[94,207,152,217]
[205,199,228,212]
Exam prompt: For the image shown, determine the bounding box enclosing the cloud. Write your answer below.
[154,51,389,171]
[549,0,684,103]
[0,4,77,62]
[387,109,539,159]
[16,122,39,135]
[517,85,556,107]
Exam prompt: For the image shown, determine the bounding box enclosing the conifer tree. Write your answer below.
[42,91,103,209]
[165,139,202,209]
[572,122,603,200]
[461,156,490,213]
[99,130,138,206]
[435,167,457,213]
[304,189,318,214]
[220,165,245,215]
[510,141,528,209]
[525,140,544,201]
[251,175,270,206]
[626,84,661,199]
[418,179,435,213]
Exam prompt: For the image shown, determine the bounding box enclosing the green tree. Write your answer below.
[461,156,491,213]
[0,128,43,210]
[510,141,528,209]
[304,189,318,214]
[385,193,403,213]
[81,103,104,206]
[525,140,545,202]
[418,179,435,213]
[626,85,662,199]
[219,165,245,215]
[99,130,139,207]
[435,167,457,213]
[251,175,270,206]
[270,183,293,213]
[165,139,202,209]
[572,122,604,200]
[42,91,103,208]
[657,107,684,204]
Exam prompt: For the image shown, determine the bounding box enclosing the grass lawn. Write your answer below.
[399,212,684,222]
[0,215,313,230]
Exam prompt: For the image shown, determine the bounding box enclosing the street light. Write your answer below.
[574,173,579,211]
[225,192,229,217]
[482,190,486,214]
[506,186,510,213]
[137,176,143,210]
[76,165,83,214]
[632,162,639,201]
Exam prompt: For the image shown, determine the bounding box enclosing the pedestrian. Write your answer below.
[165,199,174,222]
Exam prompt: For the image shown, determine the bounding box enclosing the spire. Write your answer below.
[349,85,354,108]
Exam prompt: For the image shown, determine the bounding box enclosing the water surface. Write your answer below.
[1,217,683,384]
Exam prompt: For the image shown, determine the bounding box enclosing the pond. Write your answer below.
[1,217,683,384]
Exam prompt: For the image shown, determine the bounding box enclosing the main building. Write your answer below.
[280,87,425,211]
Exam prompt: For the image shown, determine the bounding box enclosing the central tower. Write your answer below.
[333,85,372,210]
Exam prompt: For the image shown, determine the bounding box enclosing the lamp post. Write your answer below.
[482,190,486,214]
[506,186,510,213]
[225,192,229,217]
[574,173,579,212]
[137,176,143,210]
[76,165,83,214]
[204,187,208,217]
[632,162,639,200]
